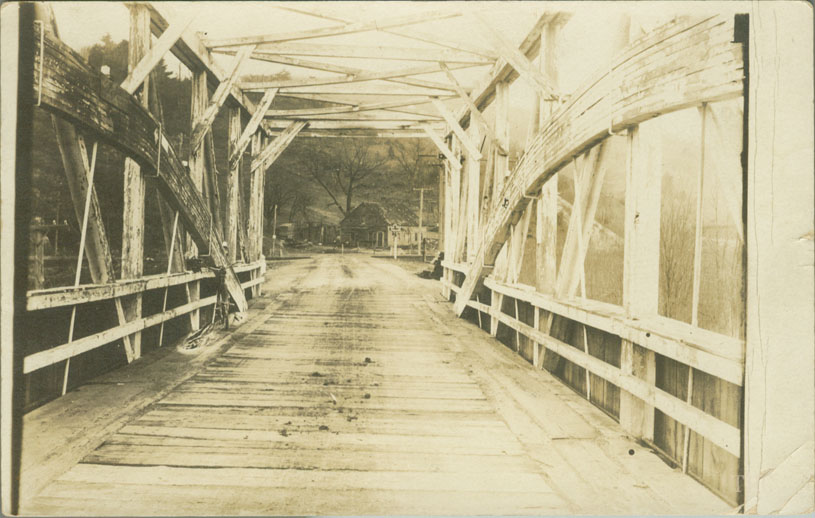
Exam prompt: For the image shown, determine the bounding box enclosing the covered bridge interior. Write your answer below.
[1,1,813,515]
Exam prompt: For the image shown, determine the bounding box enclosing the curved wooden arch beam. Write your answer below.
[32,25,248,313]
[452,15,744,316]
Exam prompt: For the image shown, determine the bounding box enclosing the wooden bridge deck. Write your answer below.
[20,255,729,515]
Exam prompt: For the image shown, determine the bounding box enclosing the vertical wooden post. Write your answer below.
[442,157,452,299]
[536,181,558,294]
[247,133,259,262]
[622,126,661,317]
[120,4,150,360]
[187,69,207,330]
[189,70,207,256]
[490,290,502,336]
[443,142,454,260]
[28,225,46,290]
[539,20,562,124]
[259,135,268,264]
[691,103,707,326]
[438,158,445,255]
[143,26,191,336]
[465,123,481,263]
[533,306,541,367]
[226,105,241,264]
[1,4,26,512]
[256,134,266,265]
[744,5,814,513]
[619,124,660,442]
[493,81,509,208]
[502,224,515,283]
[536,17,560,297]
[510,203,532,284]
[451,137,467,264]
[248,132,263,296]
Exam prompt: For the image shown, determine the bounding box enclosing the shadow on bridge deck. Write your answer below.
[20,254,730,515]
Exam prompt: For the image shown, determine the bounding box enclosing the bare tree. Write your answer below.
[388,139,433,191]
[659,191,695,323]
[264,168,309,223]
[288,191,312,222]
[298,138,389,217]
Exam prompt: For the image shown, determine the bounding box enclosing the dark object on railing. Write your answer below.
[185,256,205,273]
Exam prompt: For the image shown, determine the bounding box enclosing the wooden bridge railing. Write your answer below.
[20,3,281,402]
[24,259,265,375]
[438,14,747,505]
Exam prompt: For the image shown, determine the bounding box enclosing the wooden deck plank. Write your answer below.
[107,427,525,456]
[83,445,539,473]
[28,484,571,516]
[21,255,731,515]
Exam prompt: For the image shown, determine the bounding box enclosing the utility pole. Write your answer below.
[271,204,278,258]
[53,205,60,255]
[414,187,429,258]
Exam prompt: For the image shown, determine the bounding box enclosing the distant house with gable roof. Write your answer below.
[340,201,423,248]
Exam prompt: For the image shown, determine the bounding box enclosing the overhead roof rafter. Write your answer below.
[452,11,572,134]
[275,93,444,120]
[269,128,431,139]
[264,97,450,118]
[203,8,462,48]
[223,50,471,92]
[248,42,493,64]
[438,61,506,155]
[239,61,482,93]
[279,84,452,96]
[274,5,498,60]
[469,10,558,100]
[262,119,441,131]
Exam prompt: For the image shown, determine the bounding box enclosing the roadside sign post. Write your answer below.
[389,224,401,260]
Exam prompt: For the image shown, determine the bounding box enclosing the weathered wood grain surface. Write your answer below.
[454,15,744,316]
[20,255,729,515]
[32,23,247,313]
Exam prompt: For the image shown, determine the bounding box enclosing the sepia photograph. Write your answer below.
[0,0,812,515]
